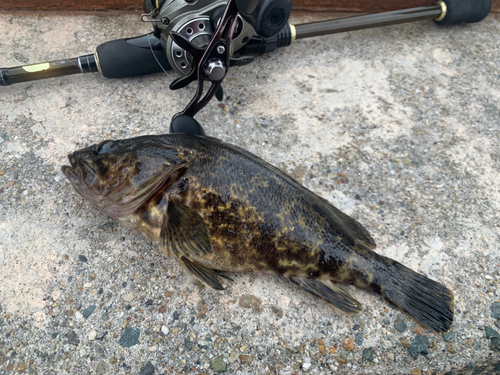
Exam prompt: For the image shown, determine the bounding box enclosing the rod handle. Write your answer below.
[434,0,492,25]
[95,33,171,79]
[1,34,171,86]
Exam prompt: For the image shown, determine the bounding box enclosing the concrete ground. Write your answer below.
[0,9,499,375]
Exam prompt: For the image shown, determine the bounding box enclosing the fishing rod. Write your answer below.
[0,0,492,133]
[0,0,491,86]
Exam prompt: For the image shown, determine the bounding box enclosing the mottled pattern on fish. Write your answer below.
[62,134,454,332]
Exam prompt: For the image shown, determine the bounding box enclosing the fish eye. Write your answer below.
[96,140,118,155]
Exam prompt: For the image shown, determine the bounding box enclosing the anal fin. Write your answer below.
[286,277,362,315]
[213,269,234,282]
[179,256,227,290]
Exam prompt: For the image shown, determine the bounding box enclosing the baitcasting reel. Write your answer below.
[141,0,288,77]
[140,0,291,133]
[126,0,292,133]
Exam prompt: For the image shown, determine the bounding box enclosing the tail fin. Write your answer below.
[382,262,454,333]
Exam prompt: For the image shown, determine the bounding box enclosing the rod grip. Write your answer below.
[96,34,171,79]
[434,0,492,25]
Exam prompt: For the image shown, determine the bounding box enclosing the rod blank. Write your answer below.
[294,6,443,40]
[1,55,98,86]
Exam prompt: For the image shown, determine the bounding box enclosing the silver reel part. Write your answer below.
[154,0,255,76]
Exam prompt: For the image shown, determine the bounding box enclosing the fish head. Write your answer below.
[62,137,186,218]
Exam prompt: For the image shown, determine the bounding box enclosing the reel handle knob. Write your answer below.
[170,115,205,135]
[434,0,492,25]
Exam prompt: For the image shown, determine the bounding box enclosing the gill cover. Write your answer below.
[62,138,188,218]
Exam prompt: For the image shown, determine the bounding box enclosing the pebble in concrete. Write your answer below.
[211,357,227,373]
[139,361,155,375]
[362,348,375,362]
[83,304,96,319]
[442,328,455,342]
[484,326,500,339]
[394,320,407,333]
[67,331,79,346]
[119,328,140,348]
[491,302,500,319]
[408,335,430,358]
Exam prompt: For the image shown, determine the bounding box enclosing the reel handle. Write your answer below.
[434,0,492,25]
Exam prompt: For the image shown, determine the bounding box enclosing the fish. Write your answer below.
[62,133,454,332]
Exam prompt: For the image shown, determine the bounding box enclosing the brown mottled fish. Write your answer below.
[62,134,454,332]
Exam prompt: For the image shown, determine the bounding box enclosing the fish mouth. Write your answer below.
[61,165,80,186]
[62,154,103,207]
[62,153,98,188]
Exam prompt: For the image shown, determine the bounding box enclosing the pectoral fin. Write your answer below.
[286,277,362,315]
[159,200,231,290]
[179,256,226,290]
[160,199,212,259]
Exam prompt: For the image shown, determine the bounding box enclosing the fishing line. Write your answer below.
[148,32,172,80]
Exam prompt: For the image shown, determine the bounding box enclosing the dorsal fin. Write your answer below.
[327,203,377,250]
[316,198,376,249]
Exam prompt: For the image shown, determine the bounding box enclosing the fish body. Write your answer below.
[62,134,454,332]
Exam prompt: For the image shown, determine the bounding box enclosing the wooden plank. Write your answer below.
[0,0,141,11]
[0,0,498,12]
